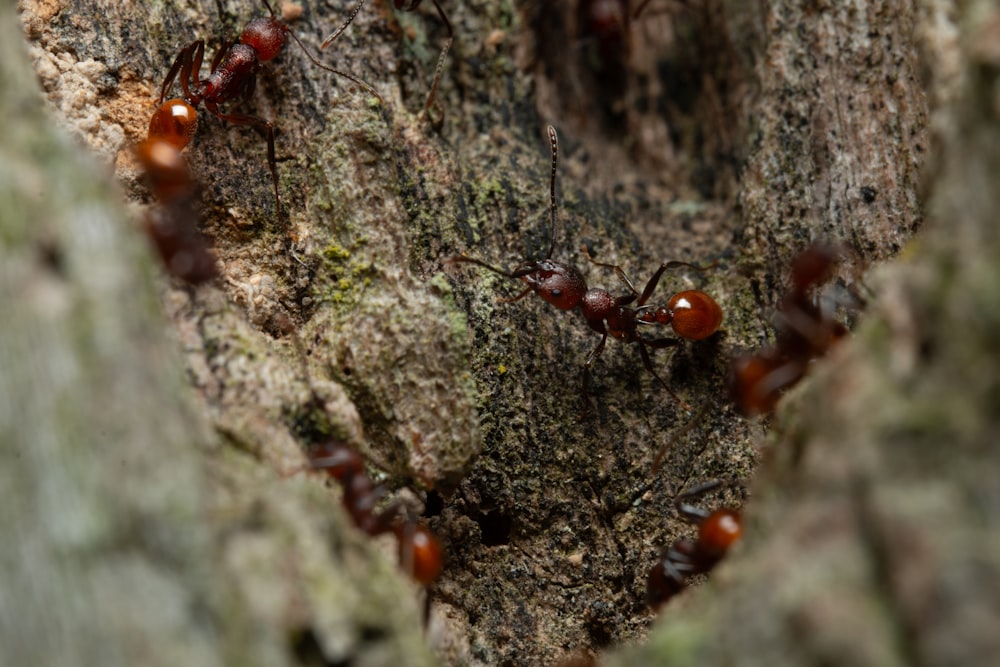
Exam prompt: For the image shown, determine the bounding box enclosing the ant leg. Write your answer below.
[637,259,717,307]
[206,39,230,82]
[581,244,639,302]
[419,1,455,121]
[675,480,722,523]
[161,41,203,104]
[159,45,188,104]
[636,338,691,410]
[663,545,701,575]
[579,333,608,419]
[650,402,709,475]
[208,107,282,221]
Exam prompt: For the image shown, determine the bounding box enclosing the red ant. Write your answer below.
[447,125,723,417]
[646,480,742,609]
[322,1,453,117]
[309,440,443,585]
[151,0,381,220]
[729,243,851,416]
[134,137,218,284]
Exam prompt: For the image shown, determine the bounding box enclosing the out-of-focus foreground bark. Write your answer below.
[4,0,997,665]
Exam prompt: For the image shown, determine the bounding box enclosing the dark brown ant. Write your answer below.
[322,0,453,118]
[447,125,723,417]
[309,440,443,585]
[646,480,742,609]
[730,243,851,416]
[153,0,381,219]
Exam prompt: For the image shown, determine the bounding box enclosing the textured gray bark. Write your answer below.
[8,0,994,665]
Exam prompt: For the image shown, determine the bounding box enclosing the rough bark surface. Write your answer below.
[7,0,994,666]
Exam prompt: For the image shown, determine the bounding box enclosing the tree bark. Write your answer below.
[9,0,993,666]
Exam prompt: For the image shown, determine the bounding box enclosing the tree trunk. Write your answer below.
[8,0,994,666]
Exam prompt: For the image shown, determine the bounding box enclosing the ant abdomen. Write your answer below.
[147,99,198,150]
[697,508,742,560]
[395,523,443,585]
[667,290,724,341]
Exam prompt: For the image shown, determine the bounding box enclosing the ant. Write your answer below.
[151,0,381,220]
[646,480,742,609]
[283,322,442,586]
[309,440,443,585]
[580,0,657,62]
[134,136,218,284]
[729,243,851,416]
[447,125,723,417]
[322,1,453,118]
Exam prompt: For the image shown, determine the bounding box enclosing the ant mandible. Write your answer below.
[150,0,382,221]
[448,125,723,417]
[646,480,742,609]
[729,243,851,416]
[322,0,453,118]
[309,440,443,585]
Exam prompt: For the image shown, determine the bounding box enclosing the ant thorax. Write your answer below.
[582,288,633,339]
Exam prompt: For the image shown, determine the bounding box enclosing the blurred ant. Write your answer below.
[730,243,853,416]
[448,125,723,418]
[580,0,657,63]
[283,320,443,586]
[151,0,381,220]
[323,0,452,118]
[646,480,742,609]
[309,440,443,584]
[134,137,218,284]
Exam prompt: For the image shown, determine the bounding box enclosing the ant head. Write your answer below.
[241,17,287,62]
[517,259,587,311]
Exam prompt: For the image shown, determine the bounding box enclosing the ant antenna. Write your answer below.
[321,0,368,50]
[446,126,561,273]
[545,124,559,260]
[651,403,709,475]
[287,30,384,104]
